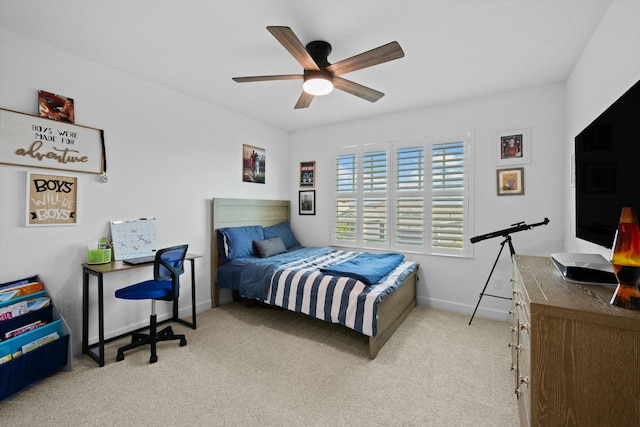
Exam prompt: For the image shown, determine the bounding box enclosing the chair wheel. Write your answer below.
[116,352,124,362]
[150,354,158,363]
[180,338,187,346]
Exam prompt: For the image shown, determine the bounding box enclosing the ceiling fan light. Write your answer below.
[303,74,334,96]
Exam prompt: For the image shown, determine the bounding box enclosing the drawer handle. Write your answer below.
[519,376,529,386]
[508,343,521,350]
[514,301,523,307]
[519,322,530,331]
[512,289,519,296]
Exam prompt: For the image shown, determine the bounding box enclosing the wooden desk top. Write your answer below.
[82,253,201,274]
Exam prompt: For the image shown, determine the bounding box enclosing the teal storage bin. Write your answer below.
[0,276,71,400]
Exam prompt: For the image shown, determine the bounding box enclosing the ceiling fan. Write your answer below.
[232,26,405,109]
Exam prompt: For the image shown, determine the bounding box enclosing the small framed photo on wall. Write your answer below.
[300,161,315,187]
[299,190,315,215]
[242,144,265,184]
[496,128,530,165]
[497,168,524,196]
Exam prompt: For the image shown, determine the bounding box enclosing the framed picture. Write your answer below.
[38,90,75,123]
[242,144,265,184]
[496,128,530,165]
[497,168,524,196]
[26,171,77,226]
[300,161,315,187]
[299,190,315,215]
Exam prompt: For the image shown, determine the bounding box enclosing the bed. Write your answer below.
[210,198,418,359]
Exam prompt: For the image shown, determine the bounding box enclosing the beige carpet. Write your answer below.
[0,303,519,426]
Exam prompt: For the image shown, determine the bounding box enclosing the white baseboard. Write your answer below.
[416,296,510,322]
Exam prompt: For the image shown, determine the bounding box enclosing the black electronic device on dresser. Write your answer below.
[574,79,640,249]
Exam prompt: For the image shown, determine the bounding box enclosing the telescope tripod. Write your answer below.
[468,235,515,325]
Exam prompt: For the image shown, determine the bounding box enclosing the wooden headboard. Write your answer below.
[211,198,291,307]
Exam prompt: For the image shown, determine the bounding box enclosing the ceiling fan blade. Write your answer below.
[294,91,314,109]
[333,77,384,103]
[267,26,320,71]
[326,41,404,76]
[232,74,303,83]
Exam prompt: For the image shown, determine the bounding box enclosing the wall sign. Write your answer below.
[26,172,77,226]
[0,108,105,174]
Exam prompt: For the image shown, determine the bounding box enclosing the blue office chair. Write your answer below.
[114,244,188,363]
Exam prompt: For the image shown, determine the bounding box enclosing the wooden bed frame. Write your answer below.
[210,198,417,359]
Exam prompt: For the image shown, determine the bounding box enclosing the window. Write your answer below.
[333,130,472,257]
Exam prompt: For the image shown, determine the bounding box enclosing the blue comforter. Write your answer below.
[220,247,332,300]
[216,247,418,336]
[218,247,405,298]
[320,252,405,286]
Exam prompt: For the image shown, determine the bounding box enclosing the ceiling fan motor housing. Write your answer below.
[305,40,332,68]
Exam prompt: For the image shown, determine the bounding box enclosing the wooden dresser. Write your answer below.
[510,255,640,427]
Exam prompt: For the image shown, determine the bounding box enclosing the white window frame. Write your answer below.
[332,129,473,258]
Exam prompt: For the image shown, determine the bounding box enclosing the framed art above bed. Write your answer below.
[298,190,315,215]
[299,161,315,187]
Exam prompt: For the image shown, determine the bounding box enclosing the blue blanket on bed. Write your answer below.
[226,247,332,300]
[320,252,405,286]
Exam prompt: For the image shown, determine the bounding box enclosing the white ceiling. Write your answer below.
[0,0,612,132]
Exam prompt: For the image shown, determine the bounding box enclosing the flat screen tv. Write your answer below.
[575,79,640,248]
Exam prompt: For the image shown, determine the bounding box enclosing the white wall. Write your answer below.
[3,0,636,356]
[0,28,291,354]
[290,84,566,319]
[565,0,640,255]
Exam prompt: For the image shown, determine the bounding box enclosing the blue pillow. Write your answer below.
[263,222,299,250]
[219,225,264,259]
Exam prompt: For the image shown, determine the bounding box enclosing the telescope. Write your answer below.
[470,217,549,244]
[468,216,549,325]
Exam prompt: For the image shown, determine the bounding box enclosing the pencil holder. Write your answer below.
[87,249,112,264]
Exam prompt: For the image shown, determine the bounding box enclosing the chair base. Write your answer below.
[116,314,186,364]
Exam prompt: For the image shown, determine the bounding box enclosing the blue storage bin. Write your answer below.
[0,334,69,399]
[0,276,71,400]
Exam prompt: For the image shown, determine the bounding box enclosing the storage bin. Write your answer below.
[87,248,111,264]
[0,334,69,399]
[0,276,71,400]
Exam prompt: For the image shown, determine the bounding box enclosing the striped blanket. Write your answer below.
[264,250,418,336]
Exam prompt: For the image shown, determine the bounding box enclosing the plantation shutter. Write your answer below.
[430,141,465,251]
[395,145,425,248]
[362,149,388,246]
[332,129,471,257]
[335,152,358,244]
